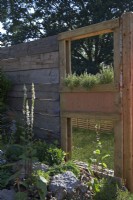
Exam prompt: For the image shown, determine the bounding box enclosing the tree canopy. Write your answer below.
[1,0,133,74]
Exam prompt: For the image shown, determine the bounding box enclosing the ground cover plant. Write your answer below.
[64,66,114,89]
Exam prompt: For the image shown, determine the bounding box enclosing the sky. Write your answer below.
[0,22,6,33]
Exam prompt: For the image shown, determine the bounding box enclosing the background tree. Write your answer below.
[1,0,133,74]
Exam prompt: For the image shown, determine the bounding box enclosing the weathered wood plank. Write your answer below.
[60,84,117,93]
[121,12,133,192]
[8,90,59,100]
[59,40,66,85]
[5,68,59,84]
[0,35,58,59]
[61,117,68,153]
[34,127,60,143]
[58,18,119,41]
[1,52,59,71]
[11,83,59,93]
[113,27,123,177]
[61,111,119,121]
[8,97,60,115]
[67,118,72,159]
[34,113,60,133]
[13,111,60,133]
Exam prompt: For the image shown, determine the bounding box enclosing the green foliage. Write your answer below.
[5,144,23,161]
[92,178,133,200]
[64,67,114,89]
[0,168,12,189]
[64,73,80,89]
[99,67,114,84]
[32,170,48,200]
[47,145,66,166]
[34,140,66,166]
[35,175,47,200]
[116,188,133,200]
[33,170,50,182]
[47,161,80,177]
[62,161,80,177]
[15,192,28,200]
[80,72,99,89]
[0,69,11,108]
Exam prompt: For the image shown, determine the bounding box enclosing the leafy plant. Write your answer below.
[0,69,11,108]
[0,70,12,143]
[47,161,80,177]
[5,144,23,162]
[89,124,110,170]
[32,170,48,200]
[64,66,114,89]
[20,83,36,177]
[64,73,80,89]
[99,67,114,84]
[34,141,66,166]
[0,168,12,189]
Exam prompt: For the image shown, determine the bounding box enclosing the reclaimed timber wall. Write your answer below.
[0,35,60,142]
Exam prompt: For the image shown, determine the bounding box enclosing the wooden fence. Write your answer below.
[0,35,60,142]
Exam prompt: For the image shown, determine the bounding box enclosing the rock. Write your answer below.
[32,162,49,172]
[74,161,89,170]
[0,189,15,200]
[49,171,81,200]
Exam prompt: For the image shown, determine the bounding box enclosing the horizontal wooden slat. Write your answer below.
[61,111,120,121]
[0,35,58,59]
[60,84,117,93]
[58,18,119,41]
[11,83,59,93]
[34,127,60,142]
[13,111,60,133]
[5,68,59,84]
[8,91,59,100]
[1,51,59,71]
[8,97,60,115]
[34,113,60,132]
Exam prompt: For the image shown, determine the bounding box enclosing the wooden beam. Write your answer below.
[113,27,123,177]
[67,118,72,159]
[61,111,120,121]
[59,40,66,85]
[58,18,119,41]
[121,12,133,192]
[60,84,117,93]
[60,117,67,153]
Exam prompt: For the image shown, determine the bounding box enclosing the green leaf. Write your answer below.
[7,171,21,182]
[35,176,47,200]
[93,149,101,155]
[15,192,28,200]
[102,162,107,168]
[101,154,110,160]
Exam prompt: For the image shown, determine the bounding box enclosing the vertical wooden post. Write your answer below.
[114,27,123,177]
[59,39,72,158]
[121,12,133,192]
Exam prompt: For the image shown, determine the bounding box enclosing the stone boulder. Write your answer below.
[0,189,15,200]
[49,171,88,200]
